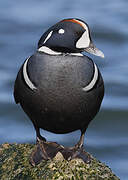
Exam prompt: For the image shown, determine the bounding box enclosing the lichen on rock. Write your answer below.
[0,143,120,180]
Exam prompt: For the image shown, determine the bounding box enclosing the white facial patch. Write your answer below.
[43,31,53,44]
[76,30,90,49]
[58,28,65,34]
[23,57,37,90]
[83,63,98,92]
[73,19,90,49]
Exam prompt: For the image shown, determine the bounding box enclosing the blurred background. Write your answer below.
[0,0,128,179]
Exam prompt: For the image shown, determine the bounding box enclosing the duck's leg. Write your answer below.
[35,126,46,143]
[74,130,85,149]
[60,129,91,163]
[30,126,63,166]
[30,125,91,166]
[30,126,49,166]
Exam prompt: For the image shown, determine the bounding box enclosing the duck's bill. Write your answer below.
[84,43,104,58]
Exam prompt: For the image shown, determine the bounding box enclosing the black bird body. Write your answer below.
[14,52,104,134]
[14,18,105,164]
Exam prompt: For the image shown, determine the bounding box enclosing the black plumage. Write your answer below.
[14,18,104,164]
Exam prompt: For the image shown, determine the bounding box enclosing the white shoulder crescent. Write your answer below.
[23,57,37,90]
[83,62,98,91]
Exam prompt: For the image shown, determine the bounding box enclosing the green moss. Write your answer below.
[0,143,120,180]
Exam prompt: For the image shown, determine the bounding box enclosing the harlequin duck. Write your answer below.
[14,18,104,165]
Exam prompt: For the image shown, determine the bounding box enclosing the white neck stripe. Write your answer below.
[38,46,83,56]
[38,46,62,55]
[83,62,98,91]
[70,52,83,56]
[23,57,37,90]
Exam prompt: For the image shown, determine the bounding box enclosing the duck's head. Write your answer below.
[38,18,104,58]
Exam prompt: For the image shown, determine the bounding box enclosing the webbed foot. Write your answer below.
[30,129,91,166]
[60,145,91,163]
[30,140,63,166]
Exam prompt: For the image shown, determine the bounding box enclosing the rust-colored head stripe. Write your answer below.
[61,19,85,29]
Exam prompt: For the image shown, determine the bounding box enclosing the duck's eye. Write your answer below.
[58,29,65,34]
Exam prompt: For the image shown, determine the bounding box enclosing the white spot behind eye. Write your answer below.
[58,29,65,34]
